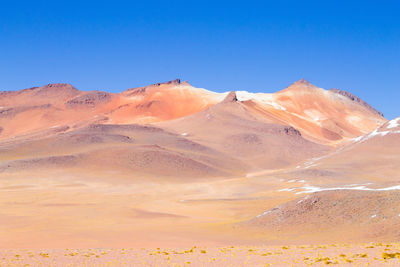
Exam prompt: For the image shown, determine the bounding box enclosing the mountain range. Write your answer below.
[0,79,398,247]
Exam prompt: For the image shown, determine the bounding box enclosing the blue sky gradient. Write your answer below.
[0,0,399,118]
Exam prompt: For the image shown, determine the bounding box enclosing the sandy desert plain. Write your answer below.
[0,79,400,266]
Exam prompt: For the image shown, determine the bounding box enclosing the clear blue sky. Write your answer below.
[0,0,399,118]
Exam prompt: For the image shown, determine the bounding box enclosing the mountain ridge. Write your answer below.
[0,79,386,146]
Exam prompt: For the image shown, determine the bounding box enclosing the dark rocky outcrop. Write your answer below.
[222,91,238,103]
[65,91,112,108]
[330,88,384,117]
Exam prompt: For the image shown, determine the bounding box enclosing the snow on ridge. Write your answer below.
[235,91,258,101]
[387,118,400,129]
[278,188,296,192]
[351,123,400,144]
[235,91,287,110]
[301,155,327,168]
[351,135,364,142]
[255,210,273,218]
[350,117,400,144]
[276,181,400,195]
[360,128,389,142]
[290,184,400,194]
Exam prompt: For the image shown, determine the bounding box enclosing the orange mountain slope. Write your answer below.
[0,79,226,139]
[0,79,385,146]
[157,91,328,171]
[235,79,386,145]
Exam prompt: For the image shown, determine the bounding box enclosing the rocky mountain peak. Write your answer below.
[222,91,238,103]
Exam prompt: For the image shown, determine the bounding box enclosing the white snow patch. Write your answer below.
[295,184,400,194]
[304,164,318,169]
[297,195,310,204]
[351,135,364,142]
[304,156,326,166]
[376,185,400,191]
[235,91,287,110]
[371,129,390,137]
[353,128,390,144]
[387,118,400,129]
[278,188,296,192]
[235,91,255,101]
[255,210,272,218]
